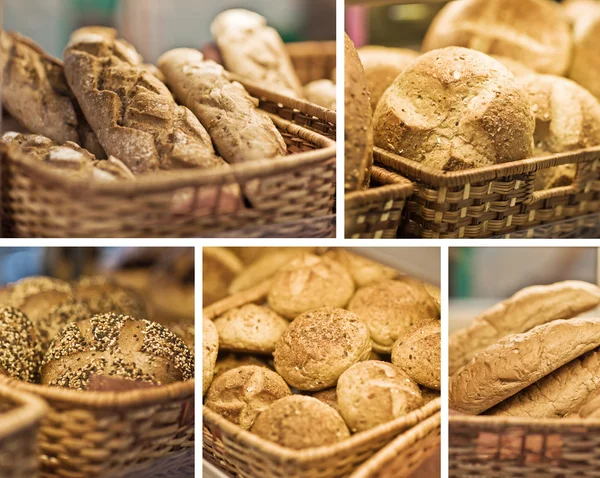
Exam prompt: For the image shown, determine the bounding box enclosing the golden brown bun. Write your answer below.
[0,307,43,383]
[203,248,243,307]
[311,388,340,413]
[490,55,534,77]
[422,0,572,76]
[324,249,398,288]
[75,276,147,319]
[304,79,336,110]
[373,47,534,172]
[392,319,440,390]
[214,353,270,378]
[268,253,355,320]
[251,395,350,449]
[337,361,423,432]
[568,9,600,101]
[347,278,439,354]
[203,318,219,395]
[205,365,291,430]
[274,307,371,391]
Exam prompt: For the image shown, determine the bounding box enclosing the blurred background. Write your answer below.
[4,0,336,62]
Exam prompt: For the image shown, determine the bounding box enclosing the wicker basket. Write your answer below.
[0,375,194,478]
[349,412,441,478]
[449,414,600,477]
[375,145,600,238]
[0,383,47,478]
[345,166,413,239]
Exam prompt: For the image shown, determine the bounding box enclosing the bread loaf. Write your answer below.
[449,317,600,415]
[75,276,147,318]
[422,0,572,76]
[568,11,600,101]
[211,9,304,98]
[324,249,398,288]
[490,56,534,77]
[203,248,243,307]
[0,307,43,383]
[304,79,337,110]
[373,47,534,172]
[203,318,219,395]
[0,31,105,157]
[345,34,373,191]
[214,353,269,378]
[449,281,600,375]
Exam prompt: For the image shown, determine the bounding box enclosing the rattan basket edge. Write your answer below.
[0,383,47,442]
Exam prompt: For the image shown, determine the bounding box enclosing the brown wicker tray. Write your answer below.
[376,145,600,238]
[449,414,600,477]
[0,383,47,478]
[0,375,194,478]
[345,166,413,239]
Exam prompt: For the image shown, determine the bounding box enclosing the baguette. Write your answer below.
[449,281,600,375]
[0,31,105,158]
[449,317,600,415]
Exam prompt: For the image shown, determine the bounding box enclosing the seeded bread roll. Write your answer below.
[75,276,147,319]
[392,319,441,390]
[422,0,572,76]
[203,318,219,395]
[337,361,423,432]
[273,307,371,391]
[324,249,398,288]
[345,33,373,191]
[347,278,439,354]
[304,79,337,110]
[211,9,304,98]
[450,317,600,415]
[0,307,43,383]
[214,304,288,355]
[64,31,228,174]
[449,281,600,376]
[203,248,243,307]
[569,10,600,101]
[251,395,350,449]
[167,321,194,352]
[214,353,269,378]
[374,47,534,172]
[358,46,419,111]
[205,365,291,430]
[0,31,105,158]
[311,388,340,413]
[268,253,355,320]
[41,313,194,391]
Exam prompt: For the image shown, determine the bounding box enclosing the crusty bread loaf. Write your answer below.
[488,348,600,418]
[373,47,534,172]
[64,32,228,174]
[0,31,105,157]
[324,249,398,288]
[75,276,147,318]
[203,318,219,395]
[203,248,243,307]
[568,11,600,101]
[273,307,371,391]
[358,46,419,111]
[211,9,304,98]
[449,281,600,376]
[422,0,572,76]
[345,33,373,192]
[0,307,43,383]
[304,79,337,110]
[167,321,194,352]
[449,317,600,415]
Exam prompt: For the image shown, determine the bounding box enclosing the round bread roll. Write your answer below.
[312,388,340,413]
[490,55,534,78]
[41,313,194,391]
[337,361,423,433]
[0,307,43,383]
[324,249,397,288]
[205,365,291,430]
[251,395,350,449]
[569,10,600,101]
[273,307,371,391]
[345,33,373,192]
[347,278,439,354]
[203,247,243,306]
[422,0,572,76]
[213,304,288,354]
[75,276,147,319]
[268,253,355,320]
[304,79,336,110]
[392,319,441,390]
[214,353,269,377]
[358,46,419,111]
[373,47,534,172]
[203,318,219,395]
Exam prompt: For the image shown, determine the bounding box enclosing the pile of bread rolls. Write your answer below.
[449,280,600,419]
[346,0,600,191]
[203,247,440,449]
[0,274,194,391]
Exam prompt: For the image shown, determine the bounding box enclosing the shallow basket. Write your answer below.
[349,412,441,478]
[375,145,600,238]
[345,166,413,239]
[0,383,47,478]
[450,414,600,477]
[0,375,194,478]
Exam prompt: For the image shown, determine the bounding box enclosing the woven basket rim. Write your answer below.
[375,145,600,188]
[203,398,440,462]
[0,375,195,408]
[449,412,600,430]
[0,382,47,441]
[345,165,413,207]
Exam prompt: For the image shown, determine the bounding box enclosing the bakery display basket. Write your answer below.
[0,383,47,478]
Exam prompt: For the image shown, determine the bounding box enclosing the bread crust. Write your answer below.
[304,79,337,110]
[324,249,398,288]
[569,10,600,101]
[203,318,219,395]
[0,307,43,383]
[203,248,243,307]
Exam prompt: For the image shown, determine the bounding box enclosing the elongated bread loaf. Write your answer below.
[450,317,600,415]
[64,33,227,174]
[449,281,600,375]
[0,31,105,158]
[211,9,303,98]
[488,348,600,418]
[157,48,287,165]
